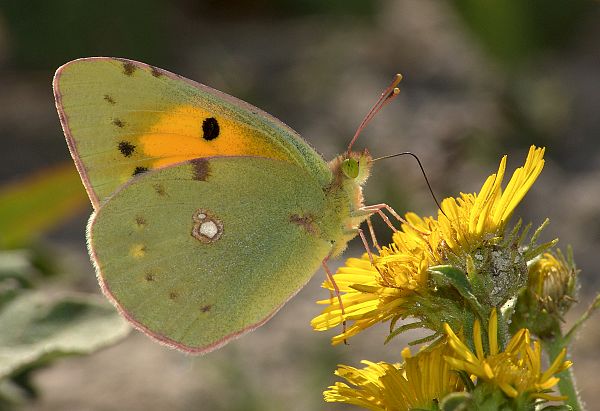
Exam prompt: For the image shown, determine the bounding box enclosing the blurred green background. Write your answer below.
[0,0,599,410]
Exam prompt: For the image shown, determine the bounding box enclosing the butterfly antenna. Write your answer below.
[374,152,447,218]
[346,74,403,153]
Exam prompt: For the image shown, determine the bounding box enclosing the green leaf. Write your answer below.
[0,163,88,248]
[0,250,39,289]
[0,290,130,379]
[0,378,27,409]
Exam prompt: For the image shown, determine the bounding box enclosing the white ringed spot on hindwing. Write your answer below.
[192,209,223,244]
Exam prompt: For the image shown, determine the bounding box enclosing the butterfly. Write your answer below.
[53,58,402,354]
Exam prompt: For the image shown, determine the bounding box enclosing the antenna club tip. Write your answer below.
[391,73,403,88]
[346,73,404,151]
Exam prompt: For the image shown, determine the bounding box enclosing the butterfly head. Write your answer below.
[325,149,373,255]
[339,150,372,184]
[329,149,373,189]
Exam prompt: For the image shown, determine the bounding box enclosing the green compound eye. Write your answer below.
[341,158,359,179]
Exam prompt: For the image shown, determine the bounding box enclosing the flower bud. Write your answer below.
[528,249,577,316]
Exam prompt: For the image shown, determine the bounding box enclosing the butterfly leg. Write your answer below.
[361,204,400,233]
[366,216,381,251]
[362,203,407,226]
[357,227,375,264]
[362,203,430,236]
[356,203,404,253]
[322,254,348,343]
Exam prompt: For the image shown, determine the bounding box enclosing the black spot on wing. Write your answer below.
[118,141,135,157]
[104,94,116,105]
[113,118,126,128]
[202,117,220,141]
[122,62,137,76]
[150,66,163,77]
[135,215,146,227]
[289,213,319,235]
[190,159,211,181]
[153,183,166,196]
[201,304,212,313]
[133,166,148,176]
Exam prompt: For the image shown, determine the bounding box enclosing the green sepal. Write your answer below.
[439,391,473,411]
[510,287,559,339]
[524,239,559,262]
[429,265,486,319]
[407,332,439,346]
[456,370,475,392]
[385,321,423,344]
[429,265,472,291]
[523,218,556,261]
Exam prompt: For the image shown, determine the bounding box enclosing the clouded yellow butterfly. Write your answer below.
[53,57,401,354]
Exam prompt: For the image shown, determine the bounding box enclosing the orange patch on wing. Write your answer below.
[138,105,289,168]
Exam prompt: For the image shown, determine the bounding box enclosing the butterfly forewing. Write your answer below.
[54,58,331,209]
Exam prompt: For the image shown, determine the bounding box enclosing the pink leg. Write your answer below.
[362,206,398,232]
[363,203,406,224]
[322,255,348,343]
[366,217,381,251]
[363,203,429,235]
[357,228,375,264]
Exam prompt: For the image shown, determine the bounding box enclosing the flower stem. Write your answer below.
[544,335,584,411]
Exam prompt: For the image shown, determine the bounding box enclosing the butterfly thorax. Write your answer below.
[321,149,373,257]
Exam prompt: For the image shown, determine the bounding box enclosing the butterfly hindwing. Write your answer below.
[54,58,331,209]
[89,156,337,353]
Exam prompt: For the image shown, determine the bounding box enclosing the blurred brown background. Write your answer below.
[0,0,599,409]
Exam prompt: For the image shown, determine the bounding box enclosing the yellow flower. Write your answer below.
[324,342,464,410]
[312,146,546,344]
[528,250,577,315]
[444,309,572,401]
[311,251,428,345]
[437,145,545,256]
